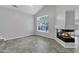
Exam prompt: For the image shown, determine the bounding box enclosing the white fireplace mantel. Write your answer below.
[54,37,75,48]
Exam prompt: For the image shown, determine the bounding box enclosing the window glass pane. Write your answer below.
[37,15,48,32]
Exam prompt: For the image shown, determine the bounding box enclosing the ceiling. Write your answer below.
[0,5,44,15]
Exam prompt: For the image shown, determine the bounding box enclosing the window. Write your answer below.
[37,15,48,32]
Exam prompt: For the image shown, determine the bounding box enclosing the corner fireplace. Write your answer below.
[56,29,75,42]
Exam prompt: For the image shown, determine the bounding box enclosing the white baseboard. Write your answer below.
[4,34,34,41]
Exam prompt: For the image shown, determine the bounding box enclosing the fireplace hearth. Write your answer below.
[56,29,75,42]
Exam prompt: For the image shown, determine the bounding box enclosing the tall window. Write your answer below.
[37,15,48,32]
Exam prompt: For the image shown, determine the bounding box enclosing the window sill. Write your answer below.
[37,31,48,33]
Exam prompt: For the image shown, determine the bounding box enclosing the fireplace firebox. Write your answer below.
[56,29,75,42]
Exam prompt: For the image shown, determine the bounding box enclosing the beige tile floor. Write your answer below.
[0,35,76,53]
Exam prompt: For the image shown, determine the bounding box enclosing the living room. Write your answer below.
[0,5,79,53]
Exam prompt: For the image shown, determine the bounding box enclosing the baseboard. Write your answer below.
[5,34,34,41]
[36,34,55,39]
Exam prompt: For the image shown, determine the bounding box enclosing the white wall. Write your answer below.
[55,6,65,29]
[34,5,56,39]
[65,11,75,29]
[55,5,79,36]
[0,7,34,40]
[55,5,76,29]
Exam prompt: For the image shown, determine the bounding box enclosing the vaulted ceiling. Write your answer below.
[0,5,44,15]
